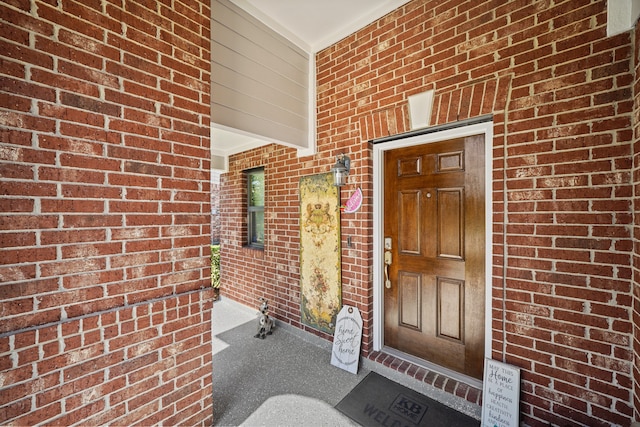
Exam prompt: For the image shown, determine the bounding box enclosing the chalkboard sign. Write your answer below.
[330,305,362,374]
[481,359,520,427]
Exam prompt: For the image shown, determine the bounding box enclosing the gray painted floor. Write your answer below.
[212,298,365,426]
[212,298,482,426]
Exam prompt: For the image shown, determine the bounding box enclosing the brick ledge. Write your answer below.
[365,350,483,418]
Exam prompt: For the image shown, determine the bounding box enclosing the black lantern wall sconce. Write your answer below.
[330,154,351,187]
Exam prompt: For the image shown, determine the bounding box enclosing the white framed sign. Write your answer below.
[481,358,520,427]
[330,305,362,374]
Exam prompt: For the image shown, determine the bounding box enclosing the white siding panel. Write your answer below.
[214,1,307,67]
[213,10,307,76]
[212,103,307,146]
[211,44,306,103]
[212,65,306,117]
[212,83,306,130]
[212,0,310,149]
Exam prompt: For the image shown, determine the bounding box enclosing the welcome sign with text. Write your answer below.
[481,359,520,427]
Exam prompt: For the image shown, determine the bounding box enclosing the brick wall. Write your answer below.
[220,140,373,342]
[221,1,637,425]
[633,15,640,422]
[0,0,213,425]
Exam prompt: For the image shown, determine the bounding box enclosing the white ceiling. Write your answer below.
[230,0,410,53]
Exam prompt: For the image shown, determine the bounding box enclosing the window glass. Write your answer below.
[249,210,264,245]
[247,168,264,248]
[249,170,264,207]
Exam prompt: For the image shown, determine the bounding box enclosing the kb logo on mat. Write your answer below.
[389,393,428,424]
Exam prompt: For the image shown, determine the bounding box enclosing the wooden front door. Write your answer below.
[383,135,485,380]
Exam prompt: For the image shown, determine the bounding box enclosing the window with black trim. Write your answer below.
[246,167,264,248]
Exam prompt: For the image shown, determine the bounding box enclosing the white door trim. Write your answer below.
[372,120,494,366]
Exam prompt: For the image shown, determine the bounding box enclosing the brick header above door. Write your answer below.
[358,75,512,142]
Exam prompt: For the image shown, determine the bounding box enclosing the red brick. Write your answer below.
[0,36,55,70]
[57,61,119,90]
[35,36,103,71]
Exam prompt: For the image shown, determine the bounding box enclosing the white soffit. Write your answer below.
[231,0,411,52]
[211,125,271,172]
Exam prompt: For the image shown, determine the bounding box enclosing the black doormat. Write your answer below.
[336,372,480,427]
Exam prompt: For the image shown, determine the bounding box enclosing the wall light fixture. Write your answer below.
[330,154,351,187]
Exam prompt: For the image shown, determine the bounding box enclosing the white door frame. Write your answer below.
[372,119,494,370]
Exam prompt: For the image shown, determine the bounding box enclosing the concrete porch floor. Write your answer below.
[212,298,482,426]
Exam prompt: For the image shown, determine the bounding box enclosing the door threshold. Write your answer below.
[363,348,483,420]
[382,346,483,389]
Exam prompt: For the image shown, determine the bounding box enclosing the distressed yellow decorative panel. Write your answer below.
[299,173,341,334]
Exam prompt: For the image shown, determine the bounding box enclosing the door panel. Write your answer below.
[437,150,464,172]
[438,189,463,259]
[384,136,485,380]
[399,271,421,330]
[437,276,463,341]
[399,191,421,254]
